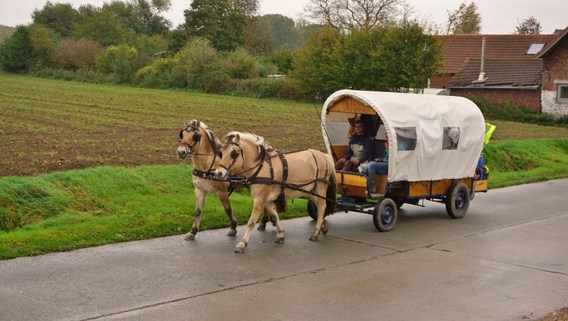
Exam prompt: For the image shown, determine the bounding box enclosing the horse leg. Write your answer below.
[218,193,237,236]
[265,201,285,243]
[309,195,327,241]
[235,198,265,253]
[186,187,207,241]
[257,210,269,231]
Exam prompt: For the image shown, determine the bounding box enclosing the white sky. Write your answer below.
[1,0,567,34]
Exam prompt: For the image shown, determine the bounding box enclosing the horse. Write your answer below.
[176,119,239,240]
[214,132,337,253]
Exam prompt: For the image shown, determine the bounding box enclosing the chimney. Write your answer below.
[476,37,488,83]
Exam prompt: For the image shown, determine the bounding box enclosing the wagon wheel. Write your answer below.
[372,197,398,232]
[445,182,470,219]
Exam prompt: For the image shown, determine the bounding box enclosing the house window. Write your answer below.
[558,84,568,104]
[526,43,545,55]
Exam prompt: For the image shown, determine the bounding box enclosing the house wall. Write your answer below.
[449,88,541,111]
[541,38,568,116]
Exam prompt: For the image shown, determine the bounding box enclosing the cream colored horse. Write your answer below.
[176,119,239,240]
[215,132,336,253]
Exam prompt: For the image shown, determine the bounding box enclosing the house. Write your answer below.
[432,29,568,115]
[538,27,568,115]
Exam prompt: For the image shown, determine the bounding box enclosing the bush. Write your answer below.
[173,38,231,93]
[50,38,103,70]
[134,57,186,88]
[472,97,568,127]
[96,44,139,83]
[224,48,259,79]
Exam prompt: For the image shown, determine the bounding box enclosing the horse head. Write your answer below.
[215,132,244,179]
[177,119,204,159]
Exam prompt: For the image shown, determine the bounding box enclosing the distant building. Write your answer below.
[431,27,568,116]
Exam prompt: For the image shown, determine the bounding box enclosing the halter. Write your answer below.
[218,141,245,173]
[180,122,220,175]
[179,124,201,153]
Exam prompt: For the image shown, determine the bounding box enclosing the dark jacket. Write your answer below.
[345,134,373,162]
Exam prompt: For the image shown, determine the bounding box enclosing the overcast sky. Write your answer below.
[2,0,566,34]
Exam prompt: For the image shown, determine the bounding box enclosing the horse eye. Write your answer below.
[218,151,223,158]
[230,150,239,160]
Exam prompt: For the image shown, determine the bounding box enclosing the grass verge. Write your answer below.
[0,165,308,260]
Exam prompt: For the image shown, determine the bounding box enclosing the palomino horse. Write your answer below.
[214,132,336,253]
[176,119,239,240]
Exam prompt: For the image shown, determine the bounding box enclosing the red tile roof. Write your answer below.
[538,26,568,58]
[436,34,557,74]
[448,58,542,88]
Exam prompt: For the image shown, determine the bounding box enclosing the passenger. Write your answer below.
[362,140,389,175]
[335,120,372,172]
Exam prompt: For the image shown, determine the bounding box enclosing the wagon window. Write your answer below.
[442,127,460,150]
[394,127,416,151]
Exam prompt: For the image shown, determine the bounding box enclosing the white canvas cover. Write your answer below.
[321,90,485,182]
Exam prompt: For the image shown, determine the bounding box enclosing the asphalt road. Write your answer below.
[1,179,567,321]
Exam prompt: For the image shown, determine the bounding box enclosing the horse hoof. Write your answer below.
[234,244,246,253]
[257,224,266,231]
[227,229,237,237]
[185,233,195,241]
[309,234,319,241]
[321,226,329,235]
[275,237,285,244]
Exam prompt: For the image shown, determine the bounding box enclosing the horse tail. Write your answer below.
[275,192,286,213]
[325,171,337,215]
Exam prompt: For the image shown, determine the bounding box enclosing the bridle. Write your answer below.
[218,141,244,173]
[178,124,202,155]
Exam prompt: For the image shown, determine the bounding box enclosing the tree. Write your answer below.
[445,2,481,34]
[291,22,442,98]
[74,6,135,46]
[0,26,33,73]
[515,16,542,34]
[304,0,407,32]
[291,26,343,98]
[183,0,247,51]
[32,1,78,37]
[375,21,442,91]
[258,14,303,50]
[242,17,274,54]
[0,25,55,73]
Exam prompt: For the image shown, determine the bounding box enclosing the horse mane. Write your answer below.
[225,131,274,161]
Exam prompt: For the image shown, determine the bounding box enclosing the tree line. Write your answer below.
[0,0,543,100]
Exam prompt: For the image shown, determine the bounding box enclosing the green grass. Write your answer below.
[484,139,568,188]
[0,165,309,259]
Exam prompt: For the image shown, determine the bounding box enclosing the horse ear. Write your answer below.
[234,133,240,144]
[195,120,201,128]
[184,120,191,127]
